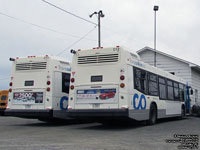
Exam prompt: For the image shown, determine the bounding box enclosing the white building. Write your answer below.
[137,46,200,106]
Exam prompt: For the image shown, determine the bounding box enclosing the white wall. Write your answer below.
[139,50,192,82]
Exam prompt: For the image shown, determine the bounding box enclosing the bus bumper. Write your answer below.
[5,109,53,119]
[0,108,6,115]
[68,109,150,121]
[68,109,129,119]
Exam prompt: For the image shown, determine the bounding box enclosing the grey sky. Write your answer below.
[0,0,200,90]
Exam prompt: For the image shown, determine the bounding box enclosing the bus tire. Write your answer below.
[148,104,157,125]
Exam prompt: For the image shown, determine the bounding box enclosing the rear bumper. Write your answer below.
[68,109,128,118]
[5,109,53,119]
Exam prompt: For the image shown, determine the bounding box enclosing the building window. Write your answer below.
[169,72,175,75]
[167,80,174,100]
[134,67,147,94]
[62,73,70,94]
[148,73,158,96]
[173,82,180,100]
[159,77,167,99]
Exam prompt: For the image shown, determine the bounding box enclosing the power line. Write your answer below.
[57,25,97,56]
[41,0,97,26]
[0,11,96,41]
[41,0,147,48]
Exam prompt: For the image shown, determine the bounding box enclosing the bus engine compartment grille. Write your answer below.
[78,54,119,64]
[16,62,47,71]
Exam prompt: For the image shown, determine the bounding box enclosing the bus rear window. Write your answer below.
[25,80,34,86]
[91,75,103,82]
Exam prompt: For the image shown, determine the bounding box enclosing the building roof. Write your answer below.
[137,46,200,72]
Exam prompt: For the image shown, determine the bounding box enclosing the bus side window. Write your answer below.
[62,73,70,94]
[167,80,174,100]
[158,77,167,99]
[173,82,180,101]
[148,73,158,96]
[134,67,147,94]
[179,83,184,102]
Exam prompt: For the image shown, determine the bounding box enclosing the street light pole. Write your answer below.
[89,10,105,47]
[153,6,159,67]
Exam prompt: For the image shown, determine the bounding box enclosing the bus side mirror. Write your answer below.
[190,89,193,95]
[70,49,76,54]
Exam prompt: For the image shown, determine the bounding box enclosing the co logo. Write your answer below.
[133,93,146,110]
[60,96,68,110]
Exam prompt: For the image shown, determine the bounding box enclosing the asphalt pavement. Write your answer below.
[0,116,199,150]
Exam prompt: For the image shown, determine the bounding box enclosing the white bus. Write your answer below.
[6,55,71,121]
[68,46,189,124]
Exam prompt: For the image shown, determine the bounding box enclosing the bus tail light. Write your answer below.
[46,107,52,110]
[9,82,13,86]
[46,87,50,92]
[9,88,12,93]
[121,106,128,109]
[71,78,75,83]
[120,75,125,80]
[47,81,51,85]
[68,106,72,110]
[70,85,74,90]
[120,83,125,88]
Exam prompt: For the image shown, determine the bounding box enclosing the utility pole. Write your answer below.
[153,6,159,67]
[89,10,105,47]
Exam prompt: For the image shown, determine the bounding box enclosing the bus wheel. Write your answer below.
[148,104,157,125]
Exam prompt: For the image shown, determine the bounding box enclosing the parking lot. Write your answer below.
[0,116,199,150]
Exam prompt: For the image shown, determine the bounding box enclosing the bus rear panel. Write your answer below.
[6,56,71,119]
[68,47,130,120]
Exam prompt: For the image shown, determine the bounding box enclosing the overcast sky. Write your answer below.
[0,0,200,90]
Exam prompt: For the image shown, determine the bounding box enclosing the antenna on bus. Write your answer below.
[9,58,15,61]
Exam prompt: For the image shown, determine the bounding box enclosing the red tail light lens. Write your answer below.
[70,85,74,90]
[71,78,75,83]
[47,81,51,85]
[9,82,13,86]
[120,75,125,80]
[120,83,125,88]
[9,88,12,93]
[46,87,50,92]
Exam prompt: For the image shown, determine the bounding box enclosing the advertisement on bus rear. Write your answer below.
[76,88,117,103]
[13,92,43,104]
